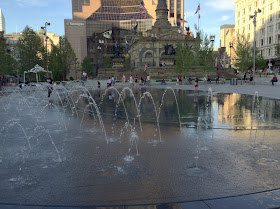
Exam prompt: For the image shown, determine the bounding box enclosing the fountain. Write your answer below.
[1,83,280,207]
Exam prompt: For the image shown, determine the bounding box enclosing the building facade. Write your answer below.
[65,0,184,78]
[235,0,280,64]
[0,8,6,33]
[220,24,235,67]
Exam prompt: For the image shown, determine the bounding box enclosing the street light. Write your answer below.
[41,22,51,70]
[229,41,233,68]
[250,8,261,84]
[151,34,157,67]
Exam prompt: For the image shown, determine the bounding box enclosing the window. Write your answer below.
[145,52,152,58]
[247,24,251,30]
[238,11,241,17]
[243,27,245,33]
[263,0,265,4]
[268,25,273,33]
[243,8,245,15]
[278,34,280,43]
[261,39,264,46]
[278,23,280,30]
[268,36,272,44]
[247,33,251,39]
[243,18,245,23]
[270,3,273,10]
[268,48,271,56]
[262,7,265,15]
[269,15,273,22]
[249,6,251,12]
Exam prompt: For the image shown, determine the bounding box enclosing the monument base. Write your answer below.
[112,58,124,68]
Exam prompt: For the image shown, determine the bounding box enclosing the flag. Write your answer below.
[179,18,187,24]
[131,16,137,22]
[194,3,200,15]
[134,24,138,31]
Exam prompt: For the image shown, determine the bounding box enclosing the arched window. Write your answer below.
[145,52,153,58]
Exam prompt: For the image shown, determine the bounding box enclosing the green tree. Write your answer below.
[274,43,280,66]
[255,49,266,70]
[15,26,44,73]
[175,41,195,76]
[197,33,216,77]
[0,39,17,75]
[124,54,130,71]
[233,36,252,73]
[103,55,112,68]
[81,57,95,75]
[48,36,77,81]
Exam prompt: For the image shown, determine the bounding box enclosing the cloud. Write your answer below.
[218,15,232,21]
[15,0,49,7]
[205,0,235,11]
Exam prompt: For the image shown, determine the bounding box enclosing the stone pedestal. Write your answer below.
[160,55,175,66]
[112,58,124,68]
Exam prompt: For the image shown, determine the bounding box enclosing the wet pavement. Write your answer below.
[1,83,280,208]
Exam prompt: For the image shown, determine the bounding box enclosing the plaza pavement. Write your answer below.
[2,77,280,208]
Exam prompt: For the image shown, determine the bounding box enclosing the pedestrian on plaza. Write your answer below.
[188,76,193,84]
[275,67,279,76]
[264,69,267,77]
[216,75,220,84]
[178,75,182,85]
[147,74,151,86]
[135,75,138,86]
[98,81,101,89]
[2,76,7,88]
[107,77,112,87]
[130,75,134,87]
[46,75,54,98]
[122,74,126,87]
[194,78,199,95]
[243,72,247,84]
[249,74,253,84]
[111,76,115,86]
[271,75,278,85]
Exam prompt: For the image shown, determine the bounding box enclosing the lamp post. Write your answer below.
[250,8,261,84]
[151,34,157,67]
[229,41,233,68]
[41,22,51,70]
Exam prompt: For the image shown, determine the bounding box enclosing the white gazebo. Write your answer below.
[24,64,53,83]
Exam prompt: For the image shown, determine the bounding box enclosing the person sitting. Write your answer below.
[271,75,278,85]
[161,78,166,85]
[207,76,212,83]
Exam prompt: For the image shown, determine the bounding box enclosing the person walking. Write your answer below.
[46,75,54,98]
[194,78,199,95]
[147,74,151,86]
[111,76,115,86]
[122,74,126,87]
[129,75,134,87]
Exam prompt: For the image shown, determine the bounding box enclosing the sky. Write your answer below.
[0,0,236,48]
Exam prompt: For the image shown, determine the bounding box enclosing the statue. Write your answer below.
[114,41,120,58]
[164,44,176,56]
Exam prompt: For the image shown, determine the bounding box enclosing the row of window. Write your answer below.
[237,13,280,27]
[237,22,280,34]
[237,1,279,18]
[101,0,143,6]
[236,0,280,9]
[88,13,153,21]
[95,6,145,13]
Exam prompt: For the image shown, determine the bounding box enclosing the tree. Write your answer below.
[175,41,195,76]
[48,36,77,81]
[81,57,95,76]
[233,36,252,73]
[103,55,112,68]
[0,38,17,75]
[197,33,216,77]
[15,26,44,73]
[124,54,130,71]
[274,43,280,66]
[255,50,266,70]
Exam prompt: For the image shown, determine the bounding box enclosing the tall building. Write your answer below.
[235,0,280,64]
[65,0,184,78]
[220,24,235,66]
[0,8,6,33]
